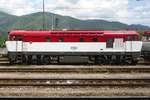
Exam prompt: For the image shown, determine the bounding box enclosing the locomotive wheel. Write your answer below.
[115,56,122,65]
[43,56,50,65]
[95,56,105,65]
[106,55,110,64]
[37,55,42,65]
[9,58,14,65]
[27,55,32,65]
[22,55,27,64]
[110,60,116,65]
[8,55,16,65]
[125,58,136,65]
[131,60,138,65]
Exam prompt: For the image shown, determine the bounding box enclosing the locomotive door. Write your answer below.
[15,36,23,52]
[114,38,124,50]
[126,36,132,52]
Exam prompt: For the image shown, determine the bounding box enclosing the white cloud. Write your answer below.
[0,0,35,15]
[0,0,150,26]
[46,0,129,21]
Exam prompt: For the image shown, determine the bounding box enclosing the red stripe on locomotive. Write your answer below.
[8,30,139,42]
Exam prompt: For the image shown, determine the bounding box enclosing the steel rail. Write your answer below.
[0,67,149,73]
[0,78,149,81]
[0,96,149,100]
[0,60,150,66]
[0,78,149,87]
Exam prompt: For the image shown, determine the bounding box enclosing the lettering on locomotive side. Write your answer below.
[70,46,78,50]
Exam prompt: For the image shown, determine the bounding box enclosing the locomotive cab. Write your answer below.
[6,32,24,64]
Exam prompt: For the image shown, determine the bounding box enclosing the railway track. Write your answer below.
[0,78,149,87]
[0,67,149,73]
[0,96,149,100]
[0,60,150,66]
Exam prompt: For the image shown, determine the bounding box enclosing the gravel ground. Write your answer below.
[0,48,7,55]
[0,64,149,96]
[0,87,149,96]
[0,65,150,68]
[0,73,149,79]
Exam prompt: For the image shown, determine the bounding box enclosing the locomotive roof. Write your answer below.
[9,30,139,36]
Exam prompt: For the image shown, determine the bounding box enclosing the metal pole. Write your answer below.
[43,0,45,30]
[52,15,54,30]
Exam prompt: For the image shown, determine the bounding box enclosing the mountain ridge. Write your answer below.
[0,11,150,37]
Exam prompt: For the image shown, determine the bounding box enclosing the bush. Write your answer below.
[0,36,6,48]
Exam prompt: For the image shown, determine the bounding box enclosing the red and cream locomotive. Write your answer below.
[6,30,142,65]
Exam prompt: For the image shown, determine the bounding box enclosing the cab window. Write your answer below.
[59,38,64,42]
[126,36,138,41]
[132,36,137,41]
[45,37,51,42]
[106,38,114,48]
[11,35,22,41]
[126,36,131,41]
[80,38,84,42]
[92,38,98,42]
[143,35,150,41]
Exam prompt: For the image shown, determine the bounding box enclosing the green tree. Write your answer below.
[0,36,6,48]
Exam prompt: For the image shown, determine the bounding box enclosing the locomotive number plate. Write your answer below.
[70,46,78,50]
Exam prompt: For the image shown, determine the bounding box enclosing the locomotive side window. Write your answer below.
[126,36,137,41]
[106,38,114,48]
[142,35,147,41]
[126,36,131,41]
[132,36,137,41]
[146,35,149,40]
[45,37,51,42]
[10,36,15,41]
[145,35,150,41]
[12,35,22,41]
[59,38,64,42]
[80,38,84,42]
[92,38,98,42]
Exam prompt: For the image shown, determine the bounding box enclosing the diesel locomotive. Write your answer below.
[6,30,142,65]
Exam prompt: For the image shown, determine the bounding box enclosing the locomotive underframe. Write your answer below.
[142,51,150,60]
[8,52,140,65]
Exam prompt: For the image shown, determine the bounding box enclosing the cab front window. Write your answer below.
[142,35,150,41]
[10,35,22,41]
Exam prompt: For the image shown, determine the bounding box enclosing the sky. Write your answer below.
[0,0,150,26]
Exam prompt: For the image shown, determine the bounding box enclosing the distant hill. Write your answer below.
[0,12,18,36]
[0,11,150,37]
